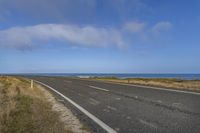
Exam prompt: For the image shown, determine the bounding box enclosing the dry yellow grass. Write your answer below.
[92,77,200,92]
[0,76,71,133]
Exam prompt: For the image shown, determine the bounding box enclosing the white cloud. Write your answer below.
[123,21,146,33]
[152,21,172,35]
[0,24,125,49]
[0,21,172,50]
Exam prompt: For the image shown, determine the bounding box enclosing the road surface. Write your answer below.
[28,76,200,133]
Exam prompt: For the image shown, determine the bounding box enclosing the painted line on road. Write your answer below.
[89,98,100,105]
[64,80,72,83]
[34,80,117,133]
[107,106,117,111]
[138,119,157,129]
[78,78,200,95]
[87,80,200,96]
[89,85,109,92]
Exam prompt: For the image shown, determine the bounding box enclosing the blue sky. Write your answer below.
[0,0,200,73]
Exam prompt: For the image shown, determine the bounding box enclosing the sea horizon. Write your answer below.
[2,73,200,80]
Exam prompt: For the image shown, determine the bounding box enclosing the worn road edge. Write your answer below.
[33,80,117,133]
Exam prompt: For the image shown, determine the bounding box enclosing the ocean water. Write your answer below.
[19,73,200,80]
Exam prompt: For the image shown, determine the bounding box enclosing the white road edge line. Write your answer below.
[34,80,117,133]
[89,85,109,92]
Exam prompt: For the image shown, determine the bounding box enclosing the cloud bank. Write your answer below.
[0,21,171,50]
[0,24,125,49]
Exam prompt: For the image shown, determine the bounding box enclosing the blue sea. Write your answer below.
[14,73,200,80]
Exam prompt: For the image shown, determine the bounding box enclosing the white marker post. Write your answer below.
[31,80,33,88]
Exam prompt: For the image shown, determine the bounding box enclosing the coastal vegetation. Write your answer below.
[0,76,75,133]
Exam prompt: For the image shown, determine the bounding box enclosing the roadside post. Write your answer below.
[31,80,33,88]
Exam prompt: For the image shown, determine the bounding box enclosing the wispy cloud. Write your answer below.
[123,21,172,41]
[151,21,172,35]
[100,0,149,19]
[0,24,125,50]
[123,21,146,33]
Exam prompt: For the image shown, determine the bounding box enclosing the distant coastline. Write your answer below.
[2,73,200,80]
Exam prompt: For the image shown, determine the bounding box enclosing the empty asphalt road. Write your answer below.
[28,76,200,133]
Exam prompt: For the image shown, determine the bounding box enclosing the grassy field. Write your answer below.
[91,77,200,92]
[0,76,71,133]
